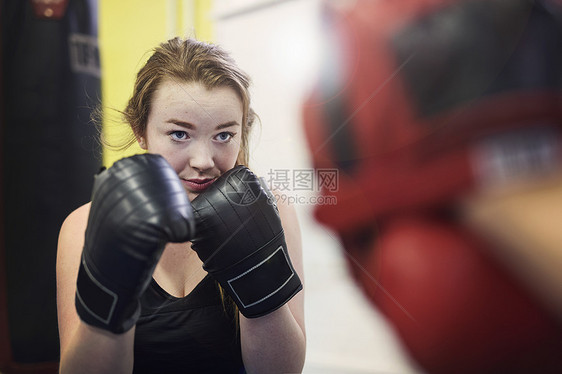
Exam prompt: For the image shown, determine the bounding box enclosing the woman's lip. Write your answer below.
[182,178,216,192]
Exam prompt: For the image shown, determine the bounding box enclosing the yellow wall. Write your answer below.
[99,0,214,167]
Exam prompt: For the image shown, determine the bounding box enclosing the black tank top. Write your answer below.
[133,275,245,374]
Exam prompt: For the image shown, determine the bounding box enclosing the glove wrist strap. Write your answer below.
[207,232,302,318]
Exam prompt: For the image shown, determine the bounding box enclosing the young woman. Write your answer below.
[56,37,306,374]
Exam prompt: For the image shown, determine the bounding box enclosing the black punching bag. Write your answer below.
[1,0,101,372]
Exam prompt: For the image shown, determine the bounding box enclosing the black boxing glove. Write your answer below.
[190,166,302,318]
[75,154,194,333]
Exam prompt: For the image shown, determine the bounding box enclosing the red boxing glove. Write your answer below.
[346,216,562,374]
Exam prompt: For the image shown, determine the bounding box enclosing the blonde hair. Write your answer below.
[122,37,255,166]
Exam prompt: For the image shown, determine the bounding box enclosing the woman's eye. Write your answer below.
[170,131,189,141]
[215,132,235,143]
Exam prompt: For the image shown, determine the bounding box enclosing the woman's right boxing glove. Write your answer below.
[75,154,194,333]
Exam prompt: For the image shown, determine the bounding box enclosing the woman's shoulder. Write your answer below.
[273,191,297,222]
[270,188,302,253]
[58,202,91,251]
[61,202,91,230]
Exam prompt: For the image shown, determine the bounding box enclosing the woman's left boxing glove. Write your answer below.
[191,166,302,318]
[75,154,194,333]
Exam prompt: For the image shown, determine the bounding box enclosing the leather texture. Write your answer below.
[75,154,194,333]
[191,166,302,318]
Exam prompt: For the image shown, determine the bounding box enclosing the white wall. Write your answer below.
[213,1,423,373]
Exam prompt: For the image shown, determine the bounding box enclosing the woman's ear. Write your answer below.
[137,136,147,150]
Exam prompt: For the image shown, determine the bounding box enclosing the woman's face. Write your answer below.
[139,79,243,201]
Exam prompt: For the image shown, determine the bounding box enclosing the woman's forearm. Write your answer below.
[59,323,135,374]
[240,304,306,374]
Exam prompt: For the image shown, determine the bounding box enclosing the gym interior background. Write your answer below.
[1,1,422,373]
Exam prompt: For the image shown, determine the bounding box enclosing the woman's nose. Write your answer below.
[189,142,215,172]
